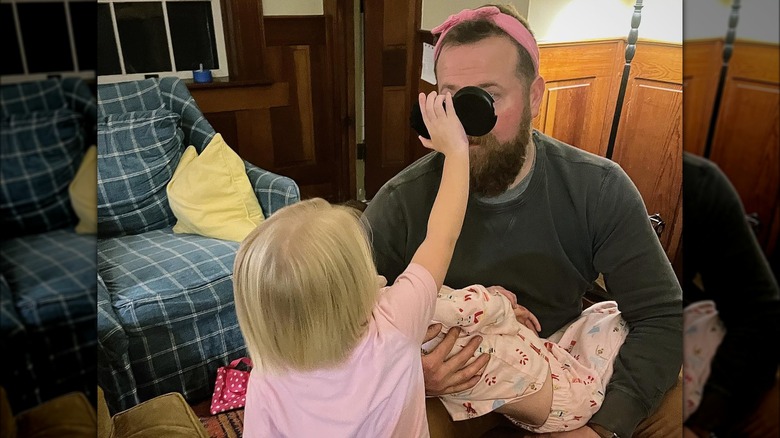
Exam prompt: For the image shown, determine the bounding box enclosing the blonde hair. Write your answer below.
[233,198,378,373]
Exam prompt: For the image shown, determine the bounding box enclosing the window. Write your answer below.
[96,0,229,83]
[1,0,96,84]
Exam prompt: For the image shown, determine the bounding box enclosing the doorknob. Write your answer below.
[649,213,665,238]
[746,212,760,234]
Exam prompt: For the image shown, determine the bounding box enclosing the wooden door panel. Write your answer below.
[705,41,780,254]
[536,78,601,156]
[710,79,780,248]
[270,45,318,167]
[613,79,683,257]
[364,0,421,198]
[381,87,409,165]
[534,41,622,157]
[682,40,722,156]
[612,43,683,259]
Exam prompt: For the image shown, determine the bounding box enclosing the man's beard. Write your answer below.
[468,104,533,198]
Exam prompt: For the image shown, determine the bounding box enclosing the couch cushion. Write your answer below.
[109,392,208,438]
[1,228,97,407]
[98,228,238,318]
[97,108,184,237]
[98,229,245,401]
[1,79,66,118]
[0,274,23,337]
[0,108,84,237]
[97,79,164,119]
[15,391,97,438]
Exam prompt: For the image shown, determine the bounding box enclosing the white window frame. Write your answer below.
[0,0,96,84]
[96,0,229,84]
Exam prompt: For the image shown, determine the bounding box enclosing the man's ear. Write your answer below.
[530,76,546,119]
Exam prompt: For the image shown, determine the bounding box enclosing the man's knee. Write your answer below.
[427,398,508,438]
[633,372,683,438]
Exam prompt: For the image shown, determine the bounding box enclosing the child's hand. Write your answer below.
[418,91,468,156]
[513,305,542,334]
[489,286,542,334]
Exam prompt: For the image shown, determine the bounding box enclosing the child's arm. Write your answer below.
[410,91,469,291]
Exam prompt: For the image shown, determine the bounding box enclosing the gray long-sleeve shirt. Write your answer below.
[362,130,682,437]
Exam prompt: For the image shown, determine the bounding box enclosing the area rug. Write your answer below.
[191,400,244,438]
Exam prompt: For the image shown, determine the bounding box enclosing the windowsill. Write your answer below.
[183,76,274,90]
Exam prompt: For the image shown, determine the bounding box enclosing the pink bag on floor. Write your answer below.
[209,357,252,415]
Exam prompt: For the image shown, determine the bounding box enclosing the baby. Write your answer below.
[423,284,629,433]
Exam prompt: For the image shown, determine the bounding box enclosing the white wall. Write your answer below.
[262,0,323,16]
[422,0,530,30]
[527,0,682,44]
[420,0,681,43]
[684,0,779,43]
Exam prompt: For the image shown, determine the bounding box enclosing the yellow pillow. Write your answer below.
[167,134,264,242]
[69,145,97,234]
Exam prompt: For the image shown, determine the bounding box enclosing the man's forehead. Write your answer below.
[435,37,519,86]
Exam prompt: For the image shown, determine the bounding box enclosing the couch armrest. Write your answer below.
[97,274,127,361]
[0,276,24,338]
[244,160,300,217]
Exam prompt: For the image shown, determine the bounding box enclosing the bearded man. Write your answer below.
[362,4,682,438]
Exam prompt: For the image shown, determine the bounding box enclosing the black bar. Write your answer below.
[703,0,741,159]
[605,0,643,160]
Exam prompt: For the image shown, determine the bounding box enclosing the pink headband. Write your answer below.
[432,6,540,77]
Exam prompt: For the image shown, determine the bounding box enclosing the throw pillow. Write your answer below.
[97,108,184,237]
[69,145,97,234]
[167,134,264,242]
[0,108,83,237]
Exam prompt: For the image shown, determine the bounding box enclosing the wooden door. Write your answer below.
[190,7,355,203]
[682,39,722,156]
[533,40,623,157]
[708,41,780,253]
[611,42,684,261]
[363,0,424,198]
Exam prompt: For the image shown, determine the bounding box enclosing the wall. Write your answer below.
[684,0,780,43]
[262,0,323,16]
[421,0,529,30]
[527,0,682,43]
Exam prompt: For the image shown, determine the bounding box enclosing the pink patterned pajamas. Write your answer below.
[682,300,726,421]
[422,285,628,433]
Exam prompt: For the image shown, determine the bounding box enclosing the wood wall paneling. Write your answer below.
[535,40,623,157]
[536,77,600,156]
[611,42,683,260]
[709,42,780,250]
[682,39,722,156]
[190,14,353,202]
[381,87,409,165]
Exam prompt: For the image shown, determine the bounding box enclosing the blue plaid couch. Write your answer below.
[96,77,300,414]
[0,78,97,413]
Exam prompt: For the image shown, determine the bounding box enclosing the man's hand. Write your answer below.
[488,286,542,334]
[421,323,490,396]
